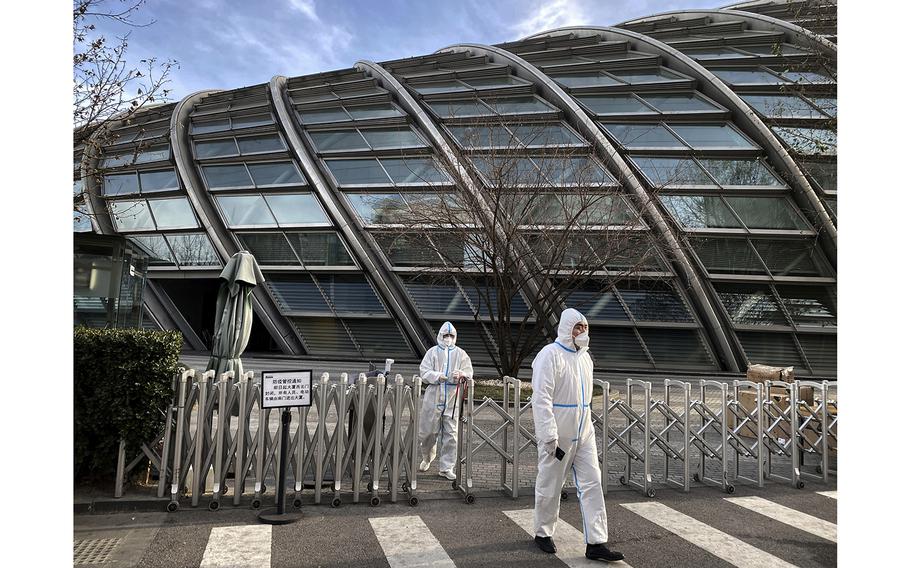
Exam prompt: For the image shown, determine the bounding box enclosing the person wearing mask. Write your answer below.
[530,308,624,562]
[417,322,474,481]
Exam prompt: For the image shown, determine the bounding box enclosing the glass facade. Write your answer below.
[76,4,836,376]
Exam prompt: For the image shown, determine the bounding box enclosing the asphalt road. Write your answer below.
[74,483,837,567]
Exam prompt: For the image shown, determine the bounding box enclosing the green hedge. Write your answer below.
[74,327,183,479]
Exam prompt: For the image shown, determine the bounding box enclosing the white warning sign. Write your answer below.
[261,370,312,409]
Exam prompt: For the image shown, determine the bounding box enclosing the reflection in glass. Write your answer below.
[698,158,783,186]
[103,173,140,196]
[265,193,328,225]
[631,156,714,187]
[752,239,829,277]
[715,283,789,325]
[129,235,176,265]
[411,80,470,94]
[691,237,765,275]
[776,285,836,327]
[713,68,785,84]
[448,125,515,148]
[237,233,298,265]
[286,232,355,265]
[725,197,808,230]
[237,134,284,154]
[772,127,836,155]
[345,103,403,120]
[661,196,741,229]
[149,198,197,229]
[217,195,275,227]
[483,96,554,114]
[510,124,584,147]
[310,130,369,152]
[670,124,757,149]
[327,158,389,185]
[166,233,220,266]
[741,94,825,118]
[195,139,238,159]
[602,123,686,149]
[347,193,409,224]
[110,200,154,231]
[361,127,425,150]
[577,94,654,115]
[381,157,450,184]
[248,162,304,186]
[298,106,350,124]
[610,68,685,84]
[639,93,720,113]
[550,73,622,88]
[202,164,253,189]
[139,169,180,192]
[427,99,489,117]
[537,157,615,186]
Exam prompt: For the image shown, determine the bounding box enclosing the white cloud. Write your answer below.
[288,0,319,22]
[511,0,588,39]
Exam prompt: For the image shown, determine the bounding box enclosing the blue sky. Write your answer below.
[89,0,721,101]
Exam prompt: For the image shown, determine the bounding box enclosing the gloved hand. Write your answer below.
[543,439,558,457]
[452,370,464,382]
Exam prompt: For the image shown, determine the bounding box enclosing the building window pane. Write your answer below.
[690,237,766,275]
[741,94,826,119]
[129,235,176,265]
[638,93,721,113]
[483,96,555,114]
[510,124,584,147]
[195,139,239,159]
[248,162,303,186]
[217,194,276,227]
[149,198,197,229]
[725,197,808,230]
[610,68,685,84]
[536,156,615,186]
[139,169,180,192]
[715,283,789,325]
[237,134,284,154]
[298,106,350,124]
[738,331,804,369]
[345,103,403,120]
[670,124,757,150]
[639,328,715,368]
[110,200,154,231]
[772,127,837,156]
[776,285,836,328]
[314,274,387,314]
[427,99,490,117]
[577,94,655,115]
[265,193,328,225]
[713,68,785,85]
[752,239,830,277]
[698,158,783,187]
[202,164,253,189]
[237,233,299,265]
[448,125,516,148]
[286,232,355,266]
[551,73,623,88]
[565,287,629,320]
[232,113,273,129]
[310,130,370,152]
[347,193,409,224]
[618,282,693,322]
[801,161,836,192]
[631,156,714,187]
[411,80,470,94]
[165,233,220,266]
[780,70,834,84]
[326,158,390,185]
[661,196,741,229]
[602,123,686,149]
[103,173,140,196]
[192,118,231,134]
[461,76,526,89]
[381,157,451,184]
[135,145,170,164]
[592,327,652,368]
[807,96,836,118]
[361,127,425,150]
[796,333,836,372]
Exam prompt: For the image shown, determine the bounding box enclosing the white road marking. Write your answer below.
[369,515,455,568]
[817,490,837,499]
[503,509,633,568]
[726,496,836,542]
[199,524,271,568]
[621,502,799,568]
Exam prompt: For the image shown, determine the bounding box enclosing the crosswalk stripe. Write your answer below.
[199,525,271,568]
[725,496,837,543]
[369,515,455,568]
[817,490,837,499]
[503,509,634,568]
[622,502,798,568]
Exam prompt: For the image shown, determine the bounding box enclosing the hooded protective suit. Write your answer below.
[417,322,474,473]
[531,308,608,545]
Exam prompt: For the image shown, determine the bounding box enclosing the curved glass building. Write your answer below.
[74,1,836,377]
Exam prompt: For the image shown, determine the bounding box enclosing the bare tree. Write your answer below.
[376,118,670,376]
[74,0,178,223]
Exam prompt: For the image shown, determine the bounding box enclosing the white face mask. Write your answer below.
[574,331,590,349]
[443,336,454,347]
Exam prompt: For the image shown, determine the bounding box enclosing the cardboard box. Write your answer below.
[746,364,796,383]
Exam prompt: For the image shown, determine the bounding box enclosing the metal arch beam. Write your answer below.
[435,43,741,372]
[268,75,432,355]
[614,8,836,59]
[80,124,119,235]
[353,59,560,333]
[521,25,837,266]
[170,89,306,355]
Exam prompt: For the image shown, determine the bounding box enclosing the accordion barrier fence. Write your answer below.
[113,370,836,511]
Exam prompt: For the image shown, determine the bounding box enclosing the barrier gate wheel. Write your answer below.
[726,485,735,494]
[370,496,380,507]
[293,498,303,508]
[465,494,475,505]
[560,491,568,501]
[208,500,220,511]
[693,473,700,482]
[166,501,179,513]
[409,496,419,507]
[251,499,261,509]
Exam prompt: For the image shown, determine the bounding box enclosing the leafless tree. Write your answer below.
[74,0,178,223]
[376,118,671,376]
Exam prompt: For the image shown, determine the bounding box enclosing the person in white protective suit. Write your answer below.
[530,308,624,562]
[417,321,474,481]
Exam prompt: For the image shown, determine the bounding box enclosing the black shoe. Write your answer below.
[534,536,556,554]
[585,543,624,562]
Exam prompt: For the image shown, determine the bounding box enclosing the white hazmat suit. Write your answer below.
[531,308,609,545]
[417,322,474,474]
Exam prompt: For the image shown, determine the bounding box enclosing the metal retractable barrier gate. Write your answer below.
[453,379,476,504]
[728,381,765,489]
[689,381,733,494]
[794,381,832,484]
[653,380,690,493]
[610,380,655,498]
[153,369,420,511]
[762,380,803,489]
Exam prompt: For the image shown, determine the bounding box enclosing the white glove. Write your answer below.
[543,439,558,457]
[452,370,463,381]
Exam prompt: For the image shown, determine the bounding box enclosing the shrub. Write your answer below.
[73,326,182,479]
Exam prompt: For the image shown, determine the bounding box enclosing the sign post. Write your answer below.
[258,370,312,525]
